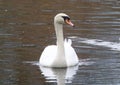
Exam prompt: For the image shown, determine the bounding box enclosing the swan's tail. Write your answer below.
[64,38,72,46]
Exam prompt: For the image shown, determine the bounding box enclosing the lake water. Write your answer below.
[0,0,120,85]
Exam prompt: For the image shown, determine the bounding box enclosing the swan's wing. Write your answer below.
[64,39,79,66]
[64,38,72,46]
[39,45,57,67]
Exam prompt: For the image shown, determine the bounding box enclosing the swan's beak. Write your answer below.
[65,19,74,27]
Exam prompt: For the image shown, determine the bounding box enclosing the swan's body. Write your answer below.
[39,13,79,67]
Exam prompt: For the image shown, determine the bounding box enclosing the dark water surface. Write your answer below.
[0,0,120,85]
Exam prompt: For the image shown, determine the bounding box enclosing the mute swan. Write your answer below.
[39,13,79,67]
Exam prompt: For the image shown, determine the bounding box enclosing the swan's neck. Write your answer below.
[55,23,64,48]
[53,22,66,67]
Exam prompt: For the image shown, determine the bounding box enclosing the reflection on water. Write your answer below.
[39,65,78,84]
[1,0,120,85]
[26,59,93,85]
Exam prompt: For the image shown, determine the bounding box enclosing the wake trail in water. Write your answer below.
[70,37,120,51]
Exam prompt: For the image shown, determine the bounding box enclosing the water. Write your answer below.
[0,0,120,85]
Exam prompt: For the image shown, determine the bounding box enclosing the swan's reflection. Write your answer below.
[39,65,78,85]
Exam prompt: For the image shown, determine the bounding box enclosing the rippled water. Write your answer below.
[0,0,120,85]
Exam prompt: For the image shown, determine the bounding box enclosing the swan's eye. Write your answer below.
[62,16,70,21]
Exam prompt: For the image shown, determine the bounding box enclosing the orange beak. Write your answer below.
[65,19,74,27]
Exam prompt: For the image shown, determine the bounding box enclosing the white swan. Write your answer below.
[39,13,79,67]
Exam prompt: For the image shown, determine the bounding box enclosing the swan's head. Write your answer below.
[54,13,74,27]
